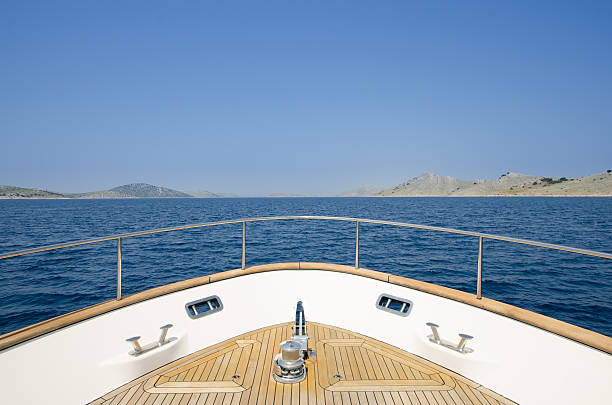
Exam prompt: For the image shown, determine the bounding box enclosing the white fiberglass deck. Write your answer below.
[0,266,610,405]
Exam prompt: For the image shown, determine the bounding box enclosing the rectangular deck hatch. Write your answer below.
[185,295,223,319]
[376,294,412,316]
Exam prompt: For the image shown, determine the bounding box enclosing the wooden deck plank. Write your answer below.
[475,386,516,405]
[208,355,226,382]
[195,394,209,405]
[230,393,242,405]
[177,370,188,382]
[281,378,291,405]
[186,394,200,405]
[400,364,416,381]
[297,327,309,405]
[372,390,387,403]
[447,388,464,405]
[314,324,332,405]
[356,346,374,380]
[290,379,299,404]
[452,382,474,405]
[162,394,176,405]
[232,345,252,386]
[125,385,146,405]
[424,391,439,404]
[246,328,272,405]
[108,388,130,405]
[469,387,492,405]
[365,348,384,381]
[193,362,211,383]
[222,393,234,405]
[91,322,516,405]
[177,394,193,405]
[325,325,344,405]
[364,391,377,405]
[312,324,327,405]
[352,345,366,381]
[439,390,457,405]
[333,344,352,405]
[132,392,149,405]
[204,392,217,405]
[173,394,188,405]
[200,359,218,382]
[342,344,363,403]
[397,391,411,405]
[375,352,393,380]
[264,325,283,405]
[149,394,165,405]
[306,337,317,405]
[457,381,481,405]
[238,330,263,405]
[184,363,198,382]
[414,391,429,405]
[213,393,226,405]
[380,391,394,404]
[256,327,277,404]
[406,391,420,405]
[390,391,404,404]
[216,353,232,381]
[383,356,400,380]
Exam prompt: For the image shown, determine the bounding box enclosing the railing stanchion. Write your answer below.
[477,236,483,299]
[242,221,246,270]
[117,238,122,300]
[355,221,360,269]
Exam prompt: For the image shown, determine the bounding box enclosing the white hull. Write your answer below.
[1,266,610,404]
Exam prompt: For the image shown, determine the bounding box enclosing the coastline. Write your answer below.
[1,194,611,200]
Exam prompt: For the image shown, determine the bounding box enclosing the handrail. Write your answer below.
[1,216,611,301]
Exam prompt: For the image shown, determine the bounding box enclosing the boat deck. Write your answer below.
[90,322,516,405]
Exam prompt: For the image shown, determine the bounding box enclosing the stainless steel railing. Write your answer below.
[1,216,611,300]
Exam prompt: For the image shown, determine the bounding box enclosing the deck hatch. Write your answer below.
[376,294,412,316]
[185,295,223,319]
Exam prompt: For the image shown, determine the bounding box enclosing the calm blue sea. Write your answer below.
[0,197,610,337]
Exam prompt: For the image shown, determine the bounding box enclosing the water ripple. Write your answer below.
[0,197,610,337]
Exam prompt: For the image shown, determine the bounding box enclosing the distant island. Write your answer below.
[1,170,611,199]
[372,171,612,197]
[267,193,311,197]
[0,183,201,199]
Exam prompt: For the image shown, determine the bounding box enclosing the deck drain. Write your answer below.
[232,374,241,380]
[333,373,343,380]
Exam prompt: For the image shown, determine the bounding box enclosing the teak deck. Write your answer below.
[89,322,517,405]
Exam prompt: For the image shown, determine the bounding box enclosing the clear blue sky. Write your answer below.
[1,1,611,195]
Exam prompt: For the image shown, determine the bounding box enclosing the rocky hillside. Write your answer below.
[3,172,611,198]
[451,172,540,196]
[377,171,612,196]
[78,183,191,198]
[1,183,192,199]
[503,171,612,196]
[183,189,240,198]
[336,185,384,197]
[377,173,476,196]
[0,186,66,198]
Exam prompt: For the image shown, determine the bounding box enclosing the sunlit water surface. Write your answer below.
[0,197,610,336]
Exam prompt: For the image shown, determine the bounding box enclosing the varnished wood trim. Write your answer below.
[299,262,391,282]
[386,273,612,354]
[327,379,451,392]
[0,274,211,351]
[147,381,246,394]
[209,262,301,283]
[0,262,610,354]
